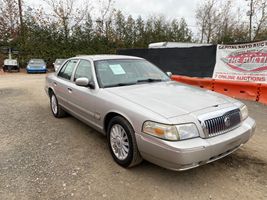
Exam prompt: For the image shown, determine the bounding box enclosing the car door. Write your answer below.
[54,59,78,110]
[67,59,97,126]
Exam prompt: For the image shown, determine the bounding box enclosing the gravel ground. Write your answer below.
[0,72,267,200]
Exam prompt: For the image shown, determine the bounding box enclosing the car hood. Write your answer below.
[106,81,233,118]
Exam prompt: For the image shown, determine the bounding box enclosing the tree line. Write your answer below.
[0,0,267,67]
[196,0,267,44]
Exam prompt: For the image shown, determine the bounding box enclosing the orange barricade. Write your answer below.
[258,84,267,105]
[213,80,260,101]
[171,75,267,104]
[171,75,183,82]
[171,75,214,90]
[195,78,214,90]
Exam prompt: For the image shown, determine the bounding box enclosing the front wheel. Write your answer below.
[50,92,66,118]
[107,116,142,168]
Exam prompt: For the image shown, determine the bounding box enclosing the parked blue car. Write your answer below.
[26,59,47,73]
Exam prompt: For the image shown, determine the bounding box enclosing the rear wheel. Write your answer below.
[107,116,142,168]
[50,92,66,118]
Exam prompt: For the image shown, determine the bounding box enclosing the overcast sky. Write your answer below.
[114,0,199,24]
[24,0,247,37]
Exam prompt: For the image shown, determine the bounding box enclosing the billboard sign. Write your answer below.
[213,41,267,83]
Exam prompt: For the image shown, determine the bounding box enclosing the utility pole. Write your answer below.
[249,0,253,41]
[18,0,23,34]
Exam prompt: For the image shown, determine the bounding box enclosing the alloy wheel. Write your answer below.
[110,124,130,160]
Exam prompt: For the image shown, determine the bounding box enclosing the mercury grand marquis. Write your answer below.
[45,55,256,171]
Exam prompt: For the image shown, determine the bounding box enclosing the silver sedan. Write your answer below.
[45,55,256,171]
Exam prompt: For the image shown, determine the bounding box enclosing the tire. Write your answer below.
[107,116,142,168]
[50,92,66,118]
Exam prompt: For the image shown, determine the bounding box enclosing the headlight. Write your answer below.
[240,105,248,121]
[142,121,199,141]
[42,66,46,69]
[176,123,200,140]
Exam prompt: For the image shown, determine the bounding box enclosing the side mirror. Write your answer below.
[75,77,89,87]
[166,72,172,77]
[75,77,95,89]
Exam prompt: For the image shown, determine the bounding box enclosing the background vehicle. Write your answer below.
[45,55,256,171]
[26,59,47,73]
[53,59,66,72]
[3,58,19,72]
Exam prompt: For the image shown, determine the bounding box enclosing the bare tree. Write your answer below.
[196,0,238,43]
[43,0,90,39]
[98,0,113,21]
[195,0,221,43]
[215,1,235,42]
[0,0,20,41]
[252,0,267,40]
[95,0,114,37]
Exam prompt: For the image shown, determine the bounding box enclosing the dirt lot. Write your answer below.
[0,72,267,200]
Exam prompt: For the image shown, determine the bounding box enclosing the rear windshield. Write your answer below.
[29,59,45,64]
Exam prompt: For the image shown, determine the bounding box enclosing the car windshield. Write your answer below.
[94,59,170,88]
[29,59,45,65]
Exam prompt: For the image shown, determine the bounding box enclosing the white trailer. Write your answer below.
[148,42,212,49]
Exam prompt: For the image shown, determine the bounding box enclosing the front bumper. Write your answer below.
[136,117,256,171]
[27,68,47,73]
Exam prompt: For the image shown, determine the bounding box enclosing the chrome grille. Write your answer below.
[204,109,241,137]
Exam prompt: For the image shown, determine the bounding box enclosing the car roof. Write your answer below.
[30,59,45,61]
[72,55,143,61]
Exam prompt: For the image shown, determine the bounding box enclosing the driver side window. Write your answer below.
[74,60,93,81]
[58,60,78,80]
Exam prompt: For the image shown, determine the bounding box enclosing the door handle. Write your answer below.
[68,88,72,93]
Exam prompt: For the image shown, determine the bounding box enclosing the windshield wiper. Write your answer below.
[104,79,163,88]
[105,82,137,88]
[137,78,163,83]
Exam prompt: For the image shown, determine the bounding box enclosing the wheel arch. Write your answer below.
[48,87,54,97]
[103,111,135,134]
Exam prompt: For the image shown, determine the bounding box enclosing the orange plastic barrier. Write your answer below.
[172,75,214,90]
[258,84,267,105]
[171,75,265,103]
[212,80,260,101]
[171,75,183,82]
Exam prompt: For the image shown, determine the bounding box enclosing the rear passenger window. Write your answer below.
[58,60,78,80]
[74,60,92,81]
